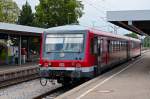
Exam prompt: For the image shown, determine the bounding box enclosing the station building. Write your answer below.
[0,22,44,65]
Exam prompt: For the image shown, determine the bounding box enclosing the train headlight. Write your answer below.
[48,62,51,66]
[38,64,42,66]
[44,63,48,67]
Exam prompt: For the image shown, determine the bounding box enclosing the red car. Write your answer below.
[39,25,141,85]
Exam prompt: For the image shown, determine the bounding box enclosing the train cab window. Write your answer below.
[45,34,84,53]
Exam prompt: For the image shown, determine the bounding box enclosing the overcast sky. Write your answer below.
[13,0,150,35]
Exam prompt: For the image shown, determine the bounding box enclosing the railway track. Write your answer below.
[34,81,85,99]
[0,74,39,88]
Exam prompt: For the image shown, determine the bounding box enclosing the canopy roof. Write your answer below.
[107,10,150,36]
[0,22,45,36]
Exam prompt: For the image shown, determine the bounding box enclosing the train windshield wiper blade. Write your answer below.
[46,51,52,53]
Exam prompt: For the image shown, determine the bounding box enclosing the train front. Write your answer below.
[39,27,92,84]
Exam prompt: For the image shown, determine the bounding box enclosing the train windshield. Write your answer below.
[45,34,84,53]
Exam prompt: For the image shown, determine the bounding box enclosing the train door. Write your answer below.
[97,37,103,74]
[93,36,103,75]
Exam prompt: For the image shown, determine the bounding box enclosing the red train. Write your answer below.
[39,25,141,85]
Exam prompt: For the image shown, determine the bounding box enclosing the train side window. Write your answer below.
[132,42,134,49]
[115,41,117,51]
[117,41,120,51]
[120,41,122,50]
[121,41,124,50]
[109,41,112,53]
[121,41,123,50]
[108,40,111,53]
[100,39,103,54]
[124,42,126,50]
[119,41,121,51]
[113,41,115,52]
[112,41,115,52]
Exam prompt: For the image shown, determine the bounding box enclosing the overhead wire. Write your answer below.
[83,0,107,21]
[82,0,120,33]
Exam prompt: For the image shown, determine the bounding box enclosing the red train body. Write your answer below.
[39,25,141,84]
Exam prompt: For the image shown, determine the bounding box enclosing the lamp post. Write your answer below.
[67,13,71,24]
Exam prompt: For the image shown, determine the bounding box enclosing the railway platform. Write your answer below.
[56,51,150,99]
[0,63,39,87]
[0,63,38,73]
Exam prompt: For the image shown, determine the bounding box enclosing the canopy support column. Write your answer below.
[19,35,22,66]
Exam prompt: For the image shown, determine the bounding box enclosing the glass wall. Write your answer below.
[0,39,7,65]
[0,33,8,65]
[0,33,41,65]
[28,37,40,62]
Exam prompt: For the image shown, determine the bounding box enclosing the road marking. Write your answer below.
[76,56,144,99]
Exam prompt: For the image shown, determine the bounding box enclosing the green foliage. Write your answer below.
[18,1,34,26]
[0,1,5,21]
[0,0,20,23]
[0,48,6,61]
[143,36,150,47]
[124,32,139,39]
[34,0,84,28]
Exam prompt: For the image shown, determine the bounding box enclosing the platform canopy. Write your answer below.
[0,22,45,36]
[107,10,150,36]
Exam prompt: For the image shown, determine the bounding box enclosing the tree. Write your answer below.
[34,0,84,28]
[124,32,139,39]
[143,36,150,47]
[0,0,20,23]
[0,1,5,21]
[18,1,34,26]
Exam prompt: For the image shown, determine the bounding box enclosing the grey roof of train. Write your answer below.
[45,25,89,33]
[45,25,140,42]
[0,22,45,33]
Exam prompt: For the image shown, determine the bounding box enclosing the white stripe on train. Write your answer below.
[40,66,96,73]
